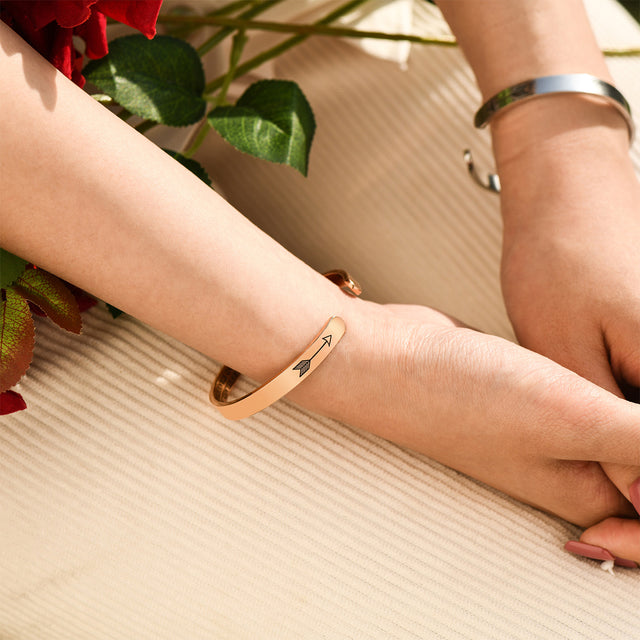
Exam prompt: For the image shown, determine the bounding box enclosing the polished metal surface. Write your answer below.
[474,73,634,142]
[463,149,501,194]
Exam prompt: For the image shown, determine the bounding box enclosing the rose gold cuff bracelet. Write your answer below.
[210,270,361,420]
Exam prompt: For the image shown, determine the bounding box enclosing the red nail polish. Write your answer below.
[630,477,640,516]
[564,540,615,562]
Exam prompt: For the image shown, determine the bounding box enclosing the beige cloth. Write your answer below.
[2,1,640,638]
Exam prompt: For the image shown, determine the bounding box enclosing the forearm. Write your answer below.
[435,0,630,196]
[5,20,640,546]
[435,0,611,99]
[0,20,357,382]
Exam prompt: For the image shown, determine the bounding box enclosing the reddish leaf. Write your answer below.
[0,390,27,415]
[13,268,81,334]
[0,289,35,392]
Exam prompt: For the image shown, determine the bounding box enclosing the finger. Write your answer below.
[577,335,640,514]
[541,378,640,468]
[565,517,640,567]
[539,333,640,513]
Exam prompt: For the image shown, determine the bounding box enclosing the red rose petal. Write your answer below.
[2,0,160,88]
[96,0,162,39]
[0,390,27,415]
[74,9,107,59]
[5,1,58,31]
[48,25,75,79]
[51,0,97,28]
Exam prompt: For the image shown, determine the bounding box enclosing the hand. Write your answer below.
[500,136,640,402]
[291,298,640,564]
[496,105,640,564]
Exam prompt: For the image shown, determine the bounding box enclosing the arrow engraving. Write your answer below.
[293,335,332,377]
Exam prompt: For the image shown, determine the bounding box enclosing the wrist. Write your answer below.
[287,298,393,420]
[287,300,464,441]
[491,93,630,169]
[491,94,634,224]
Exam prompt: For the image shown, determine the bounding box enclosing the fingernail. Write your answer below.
[564,540,615,562]
[613,556,639,569]
[565,541,638,568]
[630,477,640,516]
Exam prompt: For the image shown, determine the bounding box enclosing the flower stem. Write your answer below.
[217,29,249,106]
[158,10,640,58]
[194,0,288,56]
[185,25,250,159]
[160,1,274,40]
[203,0,372,94]
[602,47,640,57]
[209,1,266,17]
[183,123,210,158]
[161,15,458,48]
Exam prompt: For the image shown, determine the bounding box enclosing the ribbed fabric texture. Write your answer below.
[3,307,640,640]
[198,23,512,339]
[2,1,640,638]
[197,0,640,340]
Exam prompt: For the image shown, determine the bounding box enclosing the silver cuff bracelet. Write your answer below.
[474,73,634,143]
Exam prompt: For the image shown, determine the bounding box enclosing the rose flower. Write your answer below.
[0,0,162,87]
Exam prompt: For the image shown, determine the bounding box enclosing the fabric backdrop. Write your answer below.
[1,1,639,638]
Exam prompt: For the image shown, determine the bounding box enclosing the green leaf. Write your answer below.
[0,249,28,289]
[84,35,206,126]
[12,269,81,334]
[163,149,212,186]
[0,289,35,392]
[207,80,316,176]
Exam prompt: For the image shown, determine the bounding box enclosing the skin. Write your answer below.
[436,0,640,561]
[0,0,639,563]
